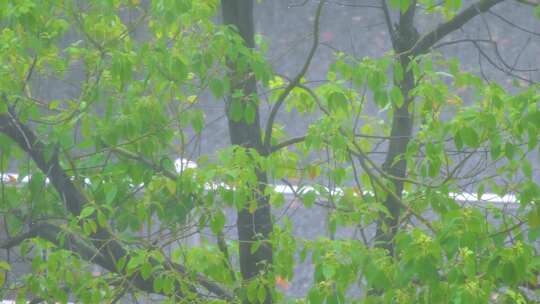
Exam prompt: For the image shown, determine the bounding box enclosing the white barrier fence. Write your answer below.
[0,158,520,206]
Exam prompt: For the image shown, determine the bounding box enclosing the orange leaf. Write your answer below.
[275,276,290,290]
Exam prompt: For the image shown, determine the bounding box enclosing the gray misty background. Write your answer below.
[2,0,540,301]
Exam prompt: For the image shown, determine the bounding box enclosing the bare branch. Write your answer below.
[110,146,178,180]
[381,0,397,45]
[1,222,109,267]
[349,142,436,232]
[271,136,306,152]
[408,0,505,56]
[433,38,494,49]
[488,11,540,38]
[263,0,325,153]
[470,38,537,84]
[271,133,414,153]
[433,38,537,74]
[514,0,539,6]
[289,0,381,9]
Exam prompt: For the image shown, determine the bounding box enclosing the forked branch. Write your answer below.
[263,0,325,153]
[408,0,505,56]
[0,107,233,301]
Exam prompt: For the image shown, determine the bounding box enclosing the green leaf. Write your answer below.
[257,285,267,303]
[389,0,411,11]
[390,86,404,108]
[116,256,127,271]
[269,192,285,207]
[153,275,163,293]
[127,254,144,272]
[97,210,107,227]
[445,0,462,12]
[165,179,176,194]
[328,91,348,112]
[0,261,11,271]
[104,183,117,204]
[308,288,323,304]
[246,280,258,303]
[490,142,501,159]
[523,160,533,178]
[300,246,308,263]
[80,206,96,219]
[394,61,404,83]
[209,78,224,98]
[210,210,225,234]
[172,56,188,82]
[0,101,7,114]
[477,183,485,200]
[112,53,132,89]
[373,89,388,107]
[163,276,174,295]
[505,142,515,159]
[190,110,205,134]
[534,5,540,20]
[529,209,540,229]
[244,102,256,124]
[230,98,243,122]
[459,127,479,148]
[140,261,152,280]
[322,263,335,279]
[302,190,317,208]
[251,239,262,254]
[29,172,45,197]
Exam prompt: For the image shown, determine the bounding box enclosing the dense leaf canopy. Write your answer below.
[0,0,539,303]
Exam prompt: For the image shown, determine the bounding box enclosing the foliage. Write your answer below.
[0,0,539,303]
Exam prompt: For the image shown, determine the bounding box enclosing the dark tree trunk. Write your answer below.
[221,1,273,303]
[372,0,505,258]
[375,6,419,255]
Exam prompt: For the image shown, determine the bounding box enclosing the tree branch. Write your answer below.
[271,133,414,153]
[488,11,540,38]
[348,142,435,232]
[0,107,233,301]
[271,136,306,153]
[263,0,325,153]
[380,0,397,46]
[0,222,109,267]
[514,0,539,6]
[109,146,178,180]
[408,0,505,56]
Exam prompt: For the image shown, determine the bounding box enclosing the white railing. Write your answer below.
[0,158,519,206]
